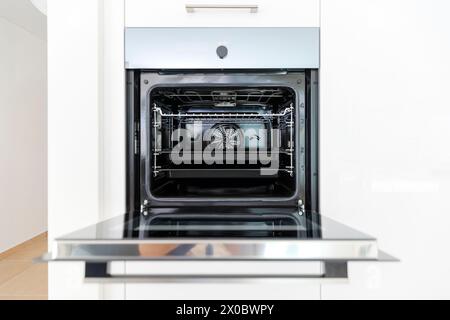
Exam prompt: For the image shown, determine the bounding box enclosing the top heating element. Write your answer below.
[125,27,320,69]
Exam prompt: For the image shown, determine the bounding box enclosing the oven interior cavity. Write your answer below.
[149,87,297,198]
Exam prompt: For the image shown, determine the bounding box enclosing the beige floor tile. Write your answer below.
[0,264,48,296]
[3,240,48,262]
[0,261,32,284]
[0,295,47,300]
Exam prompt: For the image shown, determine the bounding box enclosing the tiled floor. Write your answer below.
[0,234,48,300]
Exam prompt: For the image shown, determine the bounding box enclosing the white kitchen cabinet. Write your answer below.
[48,0,126,300]
[49,0,322,300]
[121,262,321,300]
[125,0,319,27]
[125,282,320,300]
[47,0,104,300]
[320,0,450,299]
[48,0,450,300]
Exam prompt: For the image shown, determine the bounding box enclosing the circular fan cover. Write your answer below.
[210,124,244,150]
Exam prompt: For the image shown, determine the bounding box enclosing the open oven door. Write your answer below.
[40,207,396,282]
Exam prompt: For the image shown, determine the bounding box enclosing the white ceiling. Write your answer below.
[0,0,46,40]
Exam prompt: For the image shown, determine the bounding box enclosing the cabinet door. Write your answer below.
[48,0,105,300]
[320,0,450,299]
[122,261,321,300]
[125,0,319,27]
[47,0,127,300]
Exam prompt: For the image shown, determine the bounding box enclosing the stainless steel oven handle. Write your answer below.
[83,262,348,283]
[185,4,259,13]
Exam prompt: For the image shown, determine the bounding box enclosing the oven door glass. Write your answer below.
[43,208,396,281]
[45,207,390,262]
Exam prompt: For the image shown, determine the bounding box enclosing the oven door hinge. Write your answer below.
[134,122,140,155]
[298,200,305,216]
[140,200,149,217]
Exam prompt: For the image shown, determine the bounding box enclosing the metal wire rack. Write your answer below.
[151,104,295,177]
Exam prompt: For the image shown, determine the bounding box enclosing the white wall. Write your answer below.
[0,0,47,40]
[0,17,47,253]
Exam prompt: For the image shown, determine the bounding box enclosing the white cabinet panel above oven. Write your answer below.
[125,0,320,28]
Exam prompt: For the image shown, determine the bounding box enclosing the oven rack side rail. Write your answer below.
[152,106,293,119]
[151,105,296,177]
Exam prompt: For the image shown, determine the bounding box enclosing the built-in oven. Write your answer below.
[42,27,394,281]
[134,72,309,210]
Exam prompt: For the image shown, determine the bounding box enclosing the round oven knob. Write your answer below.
[216,46,228,59]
